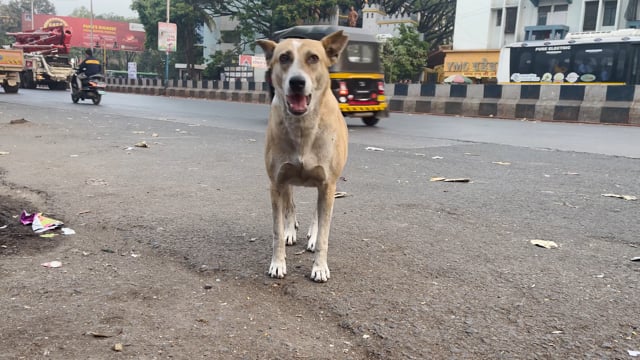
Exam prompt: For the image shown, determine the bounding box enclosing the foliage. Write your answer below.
[364,0,456,50]
[132,0,211,79]
[0,0,56,45]
[381,24,429,83]
[203,0,351,47]
[203,49,239,80]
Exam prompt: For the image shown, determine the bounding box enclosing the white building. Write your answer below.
[453,0,640,50]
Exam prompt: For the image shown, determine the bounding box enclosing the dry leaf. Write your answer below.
[601,193,637,201]
[530,239,558,249]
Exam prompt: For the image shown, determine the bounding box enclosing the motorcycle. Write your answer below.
[71,72,106,105]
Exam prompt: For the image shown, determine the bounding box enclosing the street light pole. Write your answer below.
[165,0,170,87]
[30,0,34,30]
[90,0,94,53]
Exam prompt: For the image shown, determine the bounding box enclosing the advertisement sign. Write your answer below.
[127,62,137,80]
[239,55,253,67]
[443,50,500,79]
[158,22,177,52]
[252,55,267,69]
[22,14,146,52]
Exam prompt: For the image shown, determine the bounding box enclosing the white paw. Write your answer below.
[268,258,287,278]
[306,227,318,252]
[285,220,298,246]
[310,261,330,282]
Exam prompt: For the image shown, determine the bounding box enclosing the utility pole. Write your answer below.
[165,0,170,88]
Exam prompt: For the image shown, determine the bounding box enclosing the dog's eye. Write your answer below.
[307,54,319,64]
[279,53,291,64]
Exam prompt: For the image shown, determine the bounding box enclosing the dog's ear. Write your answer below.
[256,39,277,62]
[321,30,349,65]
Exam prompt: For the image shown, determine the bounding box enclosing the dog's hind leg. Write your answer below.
[310,182,337,282]
[284,186,298,245]
[269,184,291,278]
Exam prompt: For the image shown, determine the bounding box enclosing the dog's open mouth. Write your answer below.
[286,94,311,115]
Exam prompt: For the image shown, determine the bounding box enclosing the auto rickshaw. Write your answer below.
[269,25,389,126]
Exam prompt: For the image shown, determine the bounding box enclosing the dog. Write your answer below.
[257,31,349,282]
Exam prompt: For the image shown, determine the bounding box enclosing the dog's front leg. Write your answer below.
[310,182,337,282]
[269,184,290,278]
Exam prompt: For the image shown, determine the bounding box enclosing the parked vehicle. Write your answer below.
[71,72,106,105]
[7,26,74,90]
[270,25,389,126]
[0,48,23,93]
[498,28,640,85]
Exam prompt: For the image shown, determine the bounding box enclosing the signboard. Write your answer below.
[252,55,267,69]
[127,62,137,80]
[443,50,500,79]
[23,14,146,52]
[239,55,253,67]
[158,22,177,52]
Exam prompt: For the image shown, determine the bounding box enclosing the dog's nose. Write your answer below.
[289,76,306,93]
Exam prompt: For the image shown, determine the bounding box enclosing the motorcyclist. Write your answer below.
[74,49,102,90]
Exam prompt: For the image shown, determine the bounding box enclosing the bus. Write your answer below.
[497,29,640,85]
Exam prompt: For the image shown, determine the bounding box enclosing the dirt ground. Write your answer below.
[1,101,640,359]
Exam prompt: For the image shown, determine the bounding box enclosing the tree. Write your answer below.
[132,0,212,79]
[368,0,456,50]
[0,0,56,45]
[381,24,429,83]
[203,0,351,45]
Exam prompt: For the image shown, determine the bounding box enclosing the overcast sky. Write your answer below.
[50,0,137,18]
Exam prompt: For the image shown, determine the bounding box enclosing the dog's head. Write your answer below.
[257,31,348,116]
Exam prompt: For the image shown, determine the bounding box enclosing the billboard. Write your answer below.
[22,14,146,52]
[157,22,176,52]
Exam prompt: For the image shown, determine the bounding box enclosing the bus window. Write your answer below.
[532,49,571,78]
[573,44,624,82]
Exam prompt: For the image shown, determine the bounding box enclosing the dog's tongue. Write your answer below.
[287,94,308,114]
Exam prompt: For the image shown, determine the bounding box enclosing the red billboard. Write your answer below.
[22,14,146,52]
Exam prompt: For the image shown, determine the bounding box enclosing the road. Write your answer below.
[1,89,639,358]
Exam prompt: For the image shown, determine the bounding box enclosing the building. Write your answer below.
[454,0,640,50]
[447,0,640,81]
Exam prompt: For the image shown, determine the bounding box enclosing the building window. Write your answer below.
[583,1,599,31]
[603,1,618,26]
[554,4,568,12]
[496,9,502,26]
[538,6,551,25]
[505,7,517,34]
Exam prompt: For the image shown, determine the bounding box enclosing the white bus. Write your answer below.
[497,29,640,85]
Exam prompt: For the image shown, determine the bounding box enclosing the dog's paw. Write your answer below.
[268,259,287,278]
[306,232,317,252]
[310,262,330,282]
[284,221,297,246]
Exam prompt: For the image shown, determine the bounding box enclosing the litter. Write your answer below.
[628,350,640,357]
[41,260,62,268]
[365,146,384,151]
[134,141,149,148]
[431,156,443,159]
[631,257,640,262]
[334,191,348,198]
[61,228,76,235]
[20,211,63,233]
[430,177,471,183]
[492,161,511,166]
[0,225,7,230]
[0,151,9,155]
[601,193,637,201]
[39,233,57,238]
[530,239,558,249]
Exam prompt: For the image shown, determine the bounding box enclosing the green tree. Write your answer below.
[0,0,56,45]
[204,0,351,45]
[367,0,456,50]
[381,24,429,83]
[132,0,212,79]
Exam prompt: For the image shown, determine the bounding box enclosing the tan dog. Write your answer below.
[257,31,349,282]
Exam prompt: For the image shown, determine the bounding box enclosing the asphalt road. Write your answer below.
[1,88,639,358]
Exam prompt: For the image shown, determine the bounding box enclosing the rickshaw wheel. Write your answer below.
[362,117,379,126]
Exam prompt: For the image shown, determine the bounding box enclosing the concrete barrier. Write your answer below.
[106,78,640,126]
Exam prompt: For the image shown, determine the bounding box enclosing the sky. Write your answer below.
[50,0,137,18]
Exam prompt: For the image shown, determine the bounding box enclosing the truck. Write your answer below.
[7,25,74,90]
[0,48,23,93]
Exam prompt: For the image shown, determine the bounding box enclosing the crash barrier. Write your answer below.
[106,78,640,125]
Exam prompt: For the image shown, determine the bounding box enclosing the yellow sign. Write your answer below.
[444,50,499,79]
